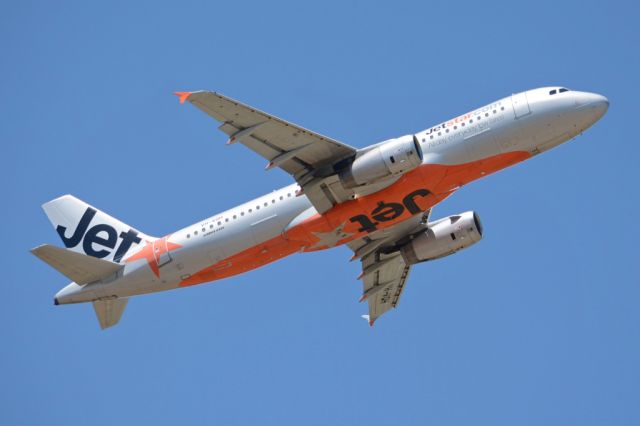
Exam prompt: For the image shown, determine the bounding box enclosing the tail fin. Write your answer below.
[42,195,153,264]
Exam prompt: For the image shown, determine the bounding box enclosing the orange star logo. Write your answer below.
[125,235,182,277]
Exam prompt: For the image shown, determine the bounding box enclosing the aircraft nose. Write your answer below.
[589,93,609,119]
[574,91,609,122]
[576,92,609,110]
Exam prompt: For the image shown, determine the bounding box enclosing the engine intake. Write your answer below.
[340,135,423,189]
[400,211,483,264]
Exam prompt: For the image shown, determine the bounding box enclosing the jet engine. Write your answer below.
[400,211,483,264]
[339,135,423,189]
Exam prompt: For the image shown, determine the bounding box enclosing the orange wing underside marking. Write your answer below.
[180,150,532,288]
[125,235,182,277]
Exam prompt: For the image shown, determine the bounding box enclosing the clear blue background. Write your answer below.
[2,1,638,425]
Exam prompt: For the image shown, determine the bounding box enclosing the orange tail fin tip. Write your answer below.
[174,91,192,104]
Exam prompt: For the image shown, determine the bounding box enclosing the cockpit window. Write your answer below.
[559,88,569,93]
[549,89,557,95]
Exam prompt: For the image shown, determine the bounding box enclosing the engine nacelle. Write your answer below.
[340,135,423,189]
[400,211,483,264]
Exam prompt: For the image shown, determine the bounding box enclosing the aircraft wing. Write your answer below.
[358,252,412,326]
[348,210,431,325]
[177,91,357,212]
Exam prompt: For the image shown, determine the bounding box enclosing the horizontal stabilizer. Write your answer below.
[93,298,128,329]
[31,244,121,285]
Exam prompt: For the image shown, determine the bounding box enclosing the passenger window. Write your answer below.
[264,202,268,207]
[256,206,260,210]
[485,113,489,117]
[233,215,237,219]
[194,230,198,235]
[248,209,252,213]
[241,212,244,216]
[469,119,473,123]
[225,218,229,222]
[218,221,221,225]
[187,234,190,238]
[287,193,291,197]
[279,196,283,200]
[209,225,213,229]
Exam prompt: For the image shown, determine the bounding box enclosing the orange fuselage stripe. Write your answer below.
[179,151,531,287]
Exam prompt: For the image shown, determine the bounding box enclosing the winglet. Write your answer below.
[361,314,375,327]
[174,91,192,104]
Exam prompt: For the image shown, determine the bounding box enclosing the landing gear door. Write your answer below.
[512,92,531,118]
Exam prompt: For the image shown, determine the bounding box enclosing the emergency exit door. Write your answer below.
[511,92,531,118]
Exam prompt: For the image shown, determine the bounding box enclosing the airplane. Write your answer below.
[31,87,609,329]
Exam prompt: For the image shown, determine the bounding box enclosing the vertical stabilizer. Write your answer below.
[42,195,154,264]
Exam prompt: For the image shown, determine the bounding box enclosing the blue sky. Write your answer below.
[2,1,638,425]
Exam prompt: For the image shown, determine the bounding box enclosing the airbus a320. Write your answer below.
[32,87,608,329]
